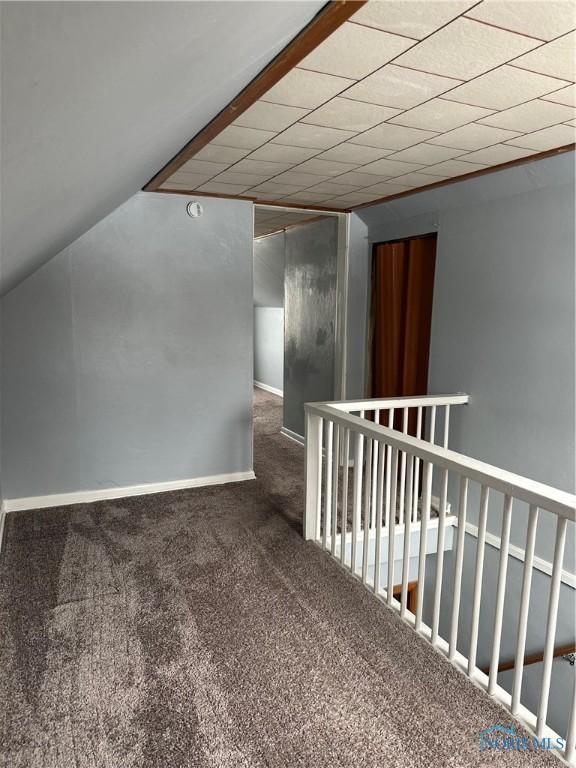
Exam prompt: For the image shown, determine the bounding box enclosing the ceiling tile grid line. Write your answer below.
[169,16,572,188]
[159,0,576,210]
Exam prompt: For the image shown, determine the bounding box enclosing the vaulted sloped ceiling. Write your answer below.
[0,0,325,295]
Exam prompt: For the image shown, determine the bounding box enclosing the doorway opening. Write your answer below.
[252,205,348,447]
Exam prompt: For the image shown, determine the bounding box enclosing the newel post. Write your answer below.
[304,408,322,541]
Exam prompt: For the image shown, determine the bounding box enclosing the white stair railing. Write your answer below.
[304,395,576,764]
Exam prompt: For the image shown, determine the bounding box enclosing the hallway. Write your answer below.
[0,390,556,767]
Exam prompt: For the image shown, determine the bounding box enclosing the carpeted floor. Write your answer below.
[0,389,556,767]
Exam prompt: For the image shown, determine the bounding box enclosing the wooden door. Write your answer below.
[370,234,437,434]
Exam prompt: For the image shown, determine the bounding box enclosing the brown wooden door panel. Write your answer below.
[370,234,437,436]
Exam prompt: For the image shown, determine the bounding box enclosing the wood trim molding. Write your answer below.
[482,643,576,675]
[144,1,367,191]
[348,144,576,212]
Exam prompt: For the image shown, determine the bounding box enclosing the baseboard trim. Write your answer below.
[0,504,6,553]
[254,380,283,398]
[280,427,305,447]
[464,521,575,589]
[3,471,256,513]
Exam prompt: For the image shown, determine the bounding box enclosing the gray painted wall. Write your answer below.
[254,232,285,308]
[254,308,284,393]
[284,218,338,436]
[1,192,254,499]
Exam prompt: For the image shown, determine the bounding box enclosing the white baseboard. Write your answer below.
[254,380,283,398]
[3,470,256,513]
[280,427,304,447]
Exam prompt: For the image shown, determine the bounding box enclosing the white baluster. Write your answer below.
[331,425,340,557]
[371,410,380,528]
[387,447,399,605]
[362,438,373,584]
[401,451,414,618]
[341,428,350,567]
[351,431,364,576]
[511,505,538,713]
[415,460,432,631]
[449,476,469,660]
[411,407,423,523]
[398,408,408,525]
[384,410,394,528]
[323,420,333,551]
[537,515,568,736]
[432,405,451,643]
[374,439,385,596]
[488,495,513,695]
[468,485,489,675]
[304,412,323,541]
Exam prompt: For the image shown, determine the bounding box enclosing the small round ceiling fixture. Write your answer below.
[186,200,203,218]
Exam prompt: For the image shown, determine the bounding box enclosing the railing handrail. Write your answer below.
[322,393,470,412]
[305,402,576,520]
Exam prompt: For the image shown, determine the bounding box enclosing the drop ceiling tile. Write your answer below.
[390,98,494,132]
[478,99,575,132]
[169,172,214,188]
[444,65,571,110]
[261,68,354,109]
[179,159,230,176]
[197,181,253,194]
[291,158,360,176]
[428,123,521,149]
[194,144,250,164]
[247,144,319,163]
[306,181,362,195]
[344,64,461,109]
[325,192,386,207]
[269,171,332,187]
[211,125,276,150]
[504,122,576,150]
[395,18,540,80]
[317,143,394,164]
[281,191,331,203]
[465,1,576,43]
[211,172,272,186]
[511,31,576,81]
[359,158,426,177]
[350,124,438,150]
[458,144,539,164]
[541,84,576,107]
[230,159,293,176]
[233,102,309,132]
[272,123,355,149]
[351,1,478,40]
[301,98,401,132]
[425,159,488,176]
[331,171,393,186]
[390,172,448,187]
[298,21,413,80]
[250,182,303,196]
[361,181,414,196]
[386,143,467,163]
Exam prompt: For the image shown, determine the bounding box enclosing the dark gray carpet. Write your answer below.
[0,389,556,767]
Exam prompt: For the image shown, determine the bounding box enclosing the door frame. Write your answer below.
[254,204,350,403]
